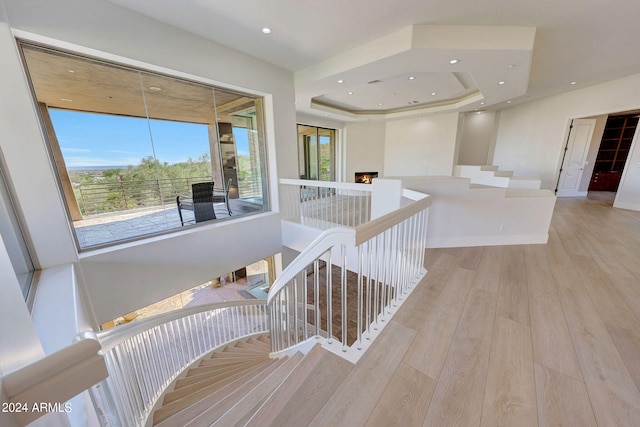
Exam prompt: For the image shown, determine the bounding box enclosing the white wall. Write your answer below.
[344,120,386,182]
[0,3,77,270]
[384,112,461,176]
[458,111,496,165]
[0,8,60,426]
[0,0,298,323]
[399,177,556,248]
[0,234,45,427]
[79,213,282,323]
[494,73,640,190]
[0,236,43,374]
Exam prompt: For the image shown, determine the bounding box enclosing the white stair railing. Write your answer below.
[279,178,373,229]
[89,300,268,427]
[74,180,429,425]
[268,189,432,362]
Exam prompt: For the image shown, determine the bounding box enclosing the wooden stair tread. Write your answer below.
[154,357,288,427]
[153,358,278,425]
[247,344,353,426]
[245,337,272,351]
[190,352,304,427]
[256,335,271,346]
[175,359,266,388]
[199,353,268,366]
[232,340,269,351]
[188,358,266,376]
[307,321,416,426]
[221,344,266,355]
[210,351,268,359]
[164,359,270,404]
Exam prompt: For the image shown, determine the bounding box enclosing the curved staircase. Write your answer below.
[153,335,280,426]
[150,334,355,426]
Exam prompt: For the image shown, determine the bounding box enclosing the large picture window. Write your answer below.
[19,43,269,250]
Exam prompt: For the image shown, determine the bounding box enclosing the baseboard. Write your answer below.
[613,201,640,212]
[426,233,549,248]
[556,190,588,198]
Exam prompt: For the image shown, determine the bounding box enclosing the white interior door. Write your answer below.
[556,118,596,197]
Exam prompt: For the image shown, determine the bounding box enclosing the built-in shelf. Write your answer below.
[589,114,638,191]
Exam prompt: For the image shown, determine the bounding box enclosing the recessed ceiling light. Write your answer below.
[60,98,72,102]
[378,103,383,106]
[67,70,75,73]
[480,102,485,105]
[337,79,344,84]
[149,86,162,91]
[449,59,460,65]
[261,27,272,34]
[507,64,516,69]
[570,81,577,85]
[431,92,437,96]
[348,91,354,95]
[324,114,329,117]
[408,76,415,80]
[507,100,512,104]
[497,81,506,85]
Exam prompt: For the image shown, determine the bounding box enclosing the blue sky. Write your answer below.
[50,109,250,168]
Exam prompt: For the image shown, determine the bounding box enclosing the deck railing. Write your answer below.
[76,176,213,216]
[89,300,268,427]
[268,185,431,362]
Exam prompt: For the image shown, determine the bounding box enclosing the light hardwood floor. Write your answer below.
[304,193,640,426]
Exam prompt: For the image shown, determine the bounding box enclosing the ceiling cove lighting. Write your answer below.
[261,27,272,34]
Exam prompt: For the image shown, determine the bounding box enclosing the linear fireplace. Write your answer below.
[355,171,378,184]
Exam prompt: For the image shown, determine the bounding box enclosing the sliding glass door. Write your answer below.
[297,125,335,182]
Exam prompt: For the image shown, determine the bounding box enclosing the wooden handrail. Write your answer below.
[96,299,267,352]
[355,193,432,245]
[266,227,356,304]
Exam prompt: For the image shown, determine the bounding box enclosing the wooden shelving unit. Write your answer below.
[589,114,638,191]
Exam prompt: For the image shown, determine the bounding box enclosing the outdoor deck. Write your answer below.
[74,198,262,248]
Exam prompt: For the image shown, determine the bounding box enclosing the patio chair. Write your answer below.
[213,178,233,217]
[176,180,233,226]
